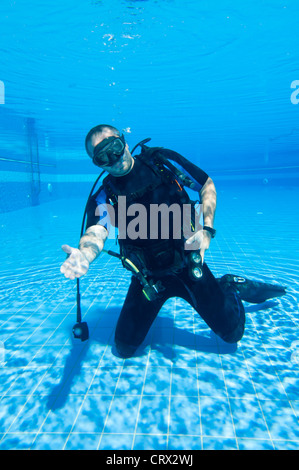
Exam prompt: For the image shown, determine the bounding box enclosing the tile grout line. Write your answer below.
[194,310,203,450]
[0,257,121,447]
[130,347,152,450]
[61,276,126,451]
[237,341,276,449]
[165,299,176,450]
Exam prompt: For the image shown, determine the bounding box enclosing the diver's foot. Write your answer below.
[218,274,287,304]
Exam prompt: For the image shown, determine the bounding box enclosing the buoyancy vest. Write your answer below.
[102,148,191,206]
[101,147,199,277]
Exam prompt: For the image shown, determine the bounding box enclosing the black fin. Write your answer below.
[218,274,287,304]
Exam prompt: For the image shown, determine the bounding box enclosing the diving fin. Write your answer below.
[218,274,287,304]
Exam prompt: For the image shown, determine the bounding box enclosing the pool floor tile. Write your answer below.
[0,188,298,450]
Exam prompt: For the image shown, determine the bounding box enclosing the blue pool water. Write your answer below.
[0,0,298,451]
[0,186,298,450]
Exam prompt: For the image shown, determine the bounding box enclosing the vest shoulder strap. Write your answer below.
[102,147,191,205]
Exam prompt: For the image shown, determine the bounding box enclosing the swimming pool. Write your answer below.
[0,184,298,450]
[0,0,298,451]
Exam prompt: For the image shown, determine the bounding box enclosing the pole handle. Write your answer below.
[76,278,82,323]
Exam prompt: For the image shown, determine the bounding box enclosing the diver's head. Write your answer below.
[85,124,133,176]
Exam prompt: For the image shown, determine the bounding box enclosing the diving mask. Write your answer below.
[92,134,126,167]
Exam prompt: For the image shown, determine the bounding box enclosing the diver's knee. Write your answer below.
[114,340,137,358]
[219,323,245,344]
[220,333,242,344]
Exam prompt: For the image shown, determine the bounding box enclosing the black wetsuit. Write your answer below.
[87,152,245,357]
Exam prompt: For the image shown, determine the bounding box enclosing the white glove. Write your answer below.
[60,244,90,280]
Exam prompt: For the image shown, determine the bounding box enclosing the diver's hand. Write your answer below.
[185,229,212,263]
[60,244,90,280]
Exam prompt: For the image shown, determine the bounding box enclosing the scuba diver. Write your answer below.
[60,124,286,357]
